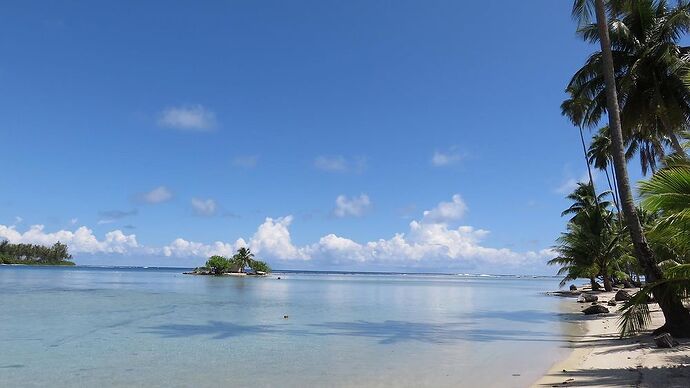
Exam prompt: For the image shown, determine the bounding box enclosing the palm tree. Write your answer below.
[232,247,255,273]
[551,183,626,291]
[570,0,690,156]
[572,0,690,336]
[561,182,612,223]
[562,89,599,191]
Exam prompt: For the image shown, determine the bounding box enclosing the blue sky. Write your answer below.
[0,1,644,273]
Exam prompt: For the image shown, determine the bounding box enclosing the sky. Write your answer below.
[0,1,647,274]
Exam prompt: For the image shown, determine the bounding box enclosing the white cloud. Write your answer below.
[191,198,218,216]
[0,195,553,271]
[157,104,217,131]
[0,224,139,254]
[314,155,366,173]
[140,186,173,204]
[158,194,549,269]
[334,194,371,218]
[162,238,243,258]
[421,194,467,223]
[232,155,259,168]
[555,171,594,195]
[249,216,308,260]
[431,149,463,166]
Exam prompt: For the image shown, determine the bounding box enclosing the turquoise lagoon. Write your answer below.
[0,266,578,387]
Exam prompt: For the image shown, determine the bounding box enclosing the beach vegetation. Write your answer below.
[198,248,271,275]
[557,0,690,336]
[0,240,75,266]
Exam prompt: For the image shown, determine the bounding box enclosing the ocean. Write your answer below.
[0,266,577,387]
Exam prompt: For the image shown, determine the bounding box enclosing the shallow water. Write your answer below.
[0,266,576,387]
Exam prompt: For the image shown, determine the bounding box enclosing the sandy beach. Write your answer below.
[535,290,690,387]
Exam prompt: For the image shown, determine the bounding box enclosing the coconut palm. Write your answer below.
[620,264,690,336]
[561,182,612,223]
[570,0,690,156]
[572,0,690,336]
[618,157,690,336]
[232,247,255,273]
[551,183,628,291]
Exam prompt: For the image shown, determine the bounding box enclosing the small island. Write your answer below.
[186,247,271,276]
[0,240,75,266]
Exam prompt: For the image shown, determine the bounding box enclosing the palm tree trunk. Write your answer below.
[579,127,597,192]
[602,274,613,292]
[594,0,690,337]
[590,276,600,291]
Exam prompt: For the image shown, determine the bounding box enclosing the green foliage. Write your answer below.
[0,240,74,265]
[232,247,255,273]
[202,248,271,275]
[565,0,690,173]
[249,259,271,273]
[550,183,630,290]
[205,255,232,275]
[619,264,690,337]
[618,163,690,336]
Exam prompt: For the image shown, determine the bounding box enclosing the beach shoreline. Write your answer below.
[534,290,690,387]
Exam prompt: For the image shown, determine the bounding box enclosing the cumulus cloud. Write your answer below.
[0,195,553,271]
[156,194,550,269]
[157,104,217,131]
[421,194,467,223]
[248,216,308,260]
[162,238,242,258]
[314,155,366,173]
[334,194,371,218]
[191,198,218,216]
[0,224,139,254]
[139,186,173,204]
[431,149,463,167]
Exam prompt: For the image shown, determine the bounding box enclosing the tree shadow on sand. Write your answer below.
[538,365,690,387]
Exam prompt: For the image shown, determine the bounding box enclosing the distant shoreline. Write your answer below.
[0,264,561,278]
[0,262,75,267]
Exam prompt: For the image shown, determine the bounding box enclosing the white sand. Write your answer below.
[534,290,690,387]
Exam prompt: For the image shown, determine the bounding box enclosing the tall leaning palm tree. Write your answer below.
[571,0,690,157]
[573,0,690,336]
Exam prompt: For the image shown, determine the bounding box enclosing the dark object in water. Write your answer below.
[283,315,288,319]
[277,277,281,280]
[569,284,577,291]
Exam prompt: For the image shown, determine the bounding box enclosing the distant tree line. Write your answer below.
[0,240,75,265]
